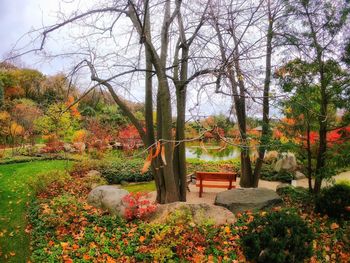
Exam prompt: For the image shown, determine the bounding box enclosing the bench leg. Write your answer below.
[199,179,203,198]
[228,179,232,190]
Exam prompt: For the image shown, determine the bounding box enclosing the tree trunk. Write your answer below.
[306,120,313,192]
[253,7,273,186]
[157,75,180,203]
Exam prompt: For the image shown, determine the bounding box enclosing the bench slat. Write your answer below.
[195,171,237,197]
[196,184,235,188]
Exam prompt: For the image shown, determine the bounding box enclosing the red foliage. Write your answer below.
[122,192,157,221]
[5,86,25,99]
[118,125,141,139]
[307,127,350,146]
[40,141,64,153]
[118,125,143,150]
[86,119,114,151]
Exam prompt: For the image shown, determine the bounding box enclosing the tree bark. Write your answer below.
[253,2,274,186]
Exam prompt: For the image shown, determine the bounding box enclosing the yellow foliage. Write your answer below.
[72,129,87,143]
[10,122,24,136]
[0,111,10,121]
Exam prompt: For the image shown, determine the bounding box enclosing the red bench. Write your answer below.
[195,171,237,197]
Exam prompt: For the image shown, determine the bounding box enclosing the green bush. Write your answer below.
[315,184,350,220]
[82,173,108,189]
[241,209,314,263]
[276,185,313,204]
[99,159,153,184]
[186,158,240,174]
[260,164,294,182]
[28,170,71,194]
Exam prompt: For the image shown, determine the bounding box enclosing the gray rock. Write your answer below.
[63,143,75,153]
[87,185,129,216]
[276,183,292,195]
[86,170,102,177]
[274,152,297,172]
[148,202,236,226]
[215,188,282,214]
[295,171,306,180]
[73,142,86,153]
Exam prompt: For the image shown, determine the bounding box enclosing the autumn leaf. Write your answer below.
[9,251,16,256]
[72,244,79,250]
[330,222,339,230]
[139,236,145,243]
[141,151,152,174]
[161,146,167,165]
[60,242,69,250]
[152,141,161,158]
[83,254,91,260]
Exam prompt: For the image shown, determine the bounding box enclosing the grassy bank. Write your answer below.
[0,160,72,262]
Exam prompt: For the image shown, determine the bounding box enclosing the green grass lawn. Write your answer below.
[0,160,72,262]
[122,181,156,193]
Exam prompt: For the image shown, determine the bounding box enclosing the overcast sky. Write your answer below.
[0,0,258,119]
[0,0,64,74]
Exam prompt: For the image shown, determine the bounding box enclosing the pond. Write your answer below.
[185,142,240,161]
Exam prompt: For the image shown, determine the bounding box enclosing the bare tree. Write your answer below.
[13,0,216,203]
[209,0,284,187]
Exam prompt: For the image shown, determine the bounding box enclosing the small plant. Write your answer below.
[28,170,71,194]
[122,192,157,220]
[82,173,108,189]
[315,183,350,219]
[240,209,314,263]
[260,164,294,182]
[99,160,153,184]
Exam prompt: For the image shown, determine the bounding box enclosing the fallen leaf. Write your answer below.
[330,222,339,230]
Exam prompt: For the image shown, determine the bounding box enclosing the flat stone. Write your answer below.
[87,185,128,216]
[215,188,282,214]
[148,202,236,226]
[295,171,306,180]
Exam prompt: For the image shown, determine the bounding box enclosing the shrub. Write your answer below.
[122,192,157,220]
[70,158,153,184]
[81,173,108,190]
[315,184,350,220]
[70,159,102,175]
[241,209,314,263]
[277,185,313,204]
[28,170,71,194]
[99,159,153,184]
[186,158,240,174]
[260,164,294,182]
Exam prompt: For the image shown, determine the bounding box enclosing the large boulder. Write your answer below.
[86,170,102,177]
[73,142,86,153]
[148,202,236,226]
[274,152,297,172]
[63,143,75,153]
[87,185,129,216]
[264,150,279,163]
[295,171,306,180]
[215,188,282,214]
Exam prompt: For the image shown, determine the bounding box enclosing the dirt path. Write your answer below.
[184,170,350,205]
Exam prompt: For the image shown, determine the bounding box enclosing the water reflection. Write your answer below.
[185,142,240,161]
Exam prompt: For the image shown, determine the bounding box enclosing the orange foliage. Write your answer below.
[65,96,81,118]
[72,130,87,143]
